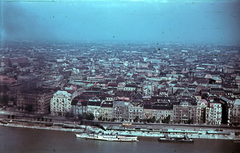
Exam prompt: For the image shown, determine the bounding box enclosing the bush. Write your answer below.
[98,116,102,121]
[84,113,94,120]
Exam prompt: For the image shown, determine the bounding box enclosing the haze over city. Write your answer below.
[1,0,240,44]
[1,1,240,152]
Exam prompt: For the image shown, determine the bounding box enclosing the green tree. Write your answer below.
[85,113,94,120]
[166,115,170,123]
[98,116,103,121]
[0,95,9,105]
[66,112,70,118]
[70,112,74,118]
[187,118,193,124]
[10,97,17,105]
[162,115,170,124]
[151,116,156,123]
[134,116,139,122]
[78,114,84,120]
[25,105,33,112]
[58,112,62,116]
[112,118,116,122]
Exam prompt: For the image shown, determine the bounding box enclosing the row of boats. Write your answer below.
[75,133,194,142]
[158,134,194,142]
[75,133,139,142]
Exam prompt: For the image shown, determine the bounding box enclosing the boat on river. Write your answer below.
[158,134,194,143]
[76,133,89,138]
[232,137,240,143]
[76,133,139,142]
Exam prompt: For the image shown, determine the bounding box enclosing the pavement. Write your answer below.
[1,116,239,140]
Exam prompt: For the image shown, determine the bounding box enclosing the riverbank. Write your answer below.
[1,118,239,141]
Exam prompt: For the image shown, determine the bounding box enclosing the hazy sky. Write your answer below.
[1,0,240,44]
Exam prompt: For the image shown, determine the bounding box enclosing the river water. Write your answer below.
[0,126,239,153]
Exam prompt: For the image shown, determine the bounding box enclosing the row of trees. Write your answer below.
[96,115,171,124]
[33,117,52,122]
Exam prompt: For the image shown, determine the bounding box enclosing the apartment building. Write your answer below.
[50,90,72,116]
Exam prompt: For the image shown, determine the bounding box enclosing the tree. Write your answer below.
[187,118,193,124]
[134,116,139,122]
[77,114,84,120]
[162,115,170,124]
[58,112,62,116]
[98,116,103,121]
[70,112,74,118]
[166,115,171,123]
[89,113,94,120]
[0,95,9,105]
[85,113,94,120]
[66,112,70,118]
[25,105,33,112]
[10,97,17,105]
[151,116,156,123]
[112,118,116,122]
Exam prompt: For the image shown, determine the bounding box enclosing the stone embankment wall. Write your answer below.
[0,118,238,140]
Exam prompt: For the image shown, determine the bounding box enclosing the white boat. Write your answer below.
[75,133,89,138]
[158,134,194,143]
[76,133,139,142]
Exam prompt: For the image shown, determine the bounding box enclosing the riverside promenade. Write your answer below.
[1,109,240,140]
[1,117,240,141]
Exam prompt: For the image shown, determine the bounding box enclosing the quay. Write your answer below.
[1,118,239,141]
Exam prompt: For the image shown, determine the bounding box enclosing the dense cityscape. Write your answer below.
[0,41,239,127]
[1,0,240,152]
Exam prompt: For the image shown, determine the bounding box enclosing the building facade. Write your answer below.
[100,101,113,121]
[50,90,72,116]
[87,100,101,120]
[173,102,197,124]
[113,101,129,122]
[232,99,240,125]
[71,100,88,118]
[206,102,222,125]
[196,99,208,124]
[128,101,143,122]
[17,88,53,114]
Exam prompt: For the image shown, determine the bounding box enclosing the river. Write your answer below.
[0,126,239,153]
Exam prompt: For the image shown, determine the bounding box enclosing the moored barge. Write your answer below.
[76,133,139,142]
[158,134,194,143]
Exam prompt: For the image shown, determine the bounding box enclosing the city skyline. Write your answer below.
[1,0,240,44]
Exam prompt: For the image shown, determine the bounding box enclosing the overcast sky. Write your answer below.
[1,0,240,44]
